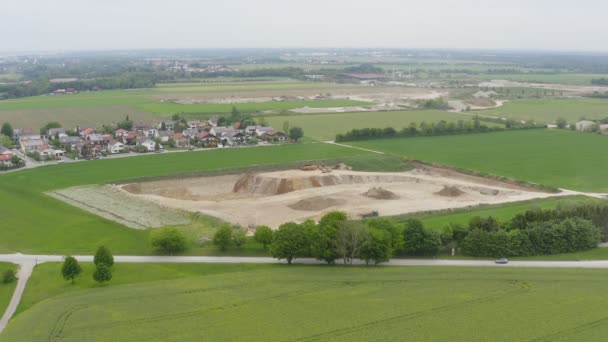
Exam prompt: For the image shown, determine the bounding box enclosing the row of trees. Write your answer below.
[258,212,444,265]
[462,218,600,257]
[334,118,543,142]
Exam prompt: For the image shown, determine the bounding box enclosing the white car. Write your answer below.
[495,258,509,264]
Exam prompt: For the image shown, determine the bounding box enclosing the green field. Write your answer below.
[0,143,369,255]
[350,129,608,192]
[265,110,480,141]
[0,81,364,129]
[5,263,608,341]
[480,98,608,124]
[415,196,592,230]
[137,98,369,115]
[0,263,17,320]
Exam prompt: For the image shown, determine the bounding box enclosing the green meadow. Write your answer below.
[265,110,480,141]
[5,263,608,341]
[481,98,608,124]
[350,129,608,192]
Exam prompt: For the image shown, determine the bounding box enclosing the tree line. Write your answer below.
[335,118,543,142]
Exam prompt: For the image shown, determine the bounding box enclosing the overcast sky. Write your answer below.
[2,0,608,52]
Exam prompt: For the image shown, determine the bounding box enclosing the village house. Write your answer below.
[210,126,236,137]
[37,144,64,158]
[187,120,202,130]
[255,126,274,137]
[158,120,175,131]
[265,130,288,141]
[136,137,159,152]
[19,135,46,153]
[181,128,197,138]
[0,146,14,166]
[80,128,95,138]
[107,140,125,154]
[224,131,247,145]
[158,130,171,143]
[47,127,66,139]
[122,131,143,145]
[196,132,219,147]
[172,133,189,148]
[59,136,84,151]
[114,129,129,138]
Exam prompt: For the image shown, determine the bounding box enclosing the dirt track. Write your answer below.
[118,168,563,228]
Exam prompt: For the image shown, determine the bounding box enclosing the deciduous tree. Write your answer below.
[62,256,82,284]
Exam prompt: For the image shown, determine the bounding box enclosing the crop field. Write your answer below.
[265,110,480,141]
[5,263,608,341]
[0,143,370,254]
[480,98,608,124]
[350,129,608,192]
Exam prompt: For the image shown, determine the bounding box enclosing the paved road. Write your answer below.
[3,253,608,268]
[2,253,608,333]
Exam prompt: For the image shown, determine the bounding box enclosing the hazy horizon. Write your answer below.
[3,0,608,53]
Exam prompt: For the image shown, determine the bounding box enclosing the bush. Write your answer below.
[93,264,112,284]
[254,226,273,249]
[151,227,188,254]
[2,269,16,284]
[232,228,248,249]
[213,226,233,251]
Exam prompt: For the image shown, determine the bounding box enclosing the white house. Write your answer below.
[107,141,125,154]
[255,126,274,137]
[136,138,160,152]
[210,126,236,137]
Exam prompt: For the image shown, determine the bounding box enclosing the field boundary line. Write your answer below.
[323,141,385,155]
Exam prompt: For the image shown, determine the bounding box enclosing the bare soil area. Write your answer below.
[49,185,191,229]
[115,168,564,228]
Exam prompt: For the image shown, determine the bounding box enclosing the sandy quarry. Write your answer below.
[115,168,563,229]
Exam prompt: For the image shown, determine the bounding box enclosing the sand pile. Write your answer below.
[288,196,346,211]
[362,187,399,200]
[435,186,465,197]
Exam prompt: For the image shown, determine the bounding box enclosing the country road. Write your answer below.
[2,253,608,333]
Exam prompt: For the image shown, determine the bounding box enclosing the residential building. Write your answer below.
[107,141,125,154]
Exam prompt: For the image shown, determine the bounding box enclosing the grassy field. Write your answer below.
[265,110,479,141]
[0,263,17,321]
[0,143,370,255]
[480,98,608,124]
[350,129,608,192]
[0,81,364,129]
[5,263,608,341]
[413,196,592,230]
[137,98,369,115]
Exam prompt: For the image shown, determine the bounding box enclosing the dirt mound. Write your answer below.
[122,183,142,194]
[435,186,465,197]
[465,97,496,107]
[288,196,346,211]
[232,172,419,196]
[362,187,398,200]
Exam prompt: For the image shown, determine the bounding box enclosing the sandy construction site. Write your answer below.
[102,167,564,229]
